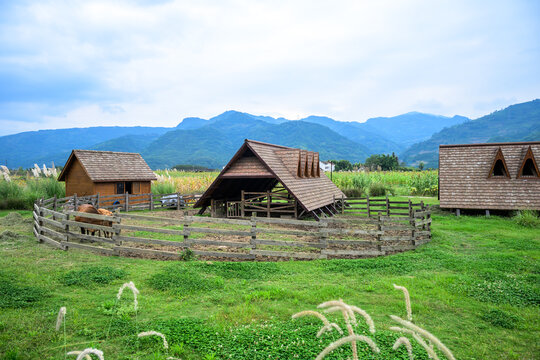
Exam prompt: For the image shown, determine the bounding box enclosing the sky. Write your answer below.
[0,0,539,136]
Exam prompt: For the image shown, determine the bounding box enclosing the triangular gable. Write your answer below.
[517,146,540,178]
[222,156,273,177]
[488,147,510,178]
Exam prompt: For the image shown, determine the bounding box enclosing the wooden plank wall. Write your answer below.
[439,143,540,210]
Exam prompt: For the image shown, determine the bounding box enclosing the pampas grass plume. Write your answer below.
[138,330,169,349]
[117,281,139,310]
[315,335,380,360]
[55,306,66,331]
[67,351,92,360]
[393,336,414,359]
[74,348,104,360]
[394,284,412,321]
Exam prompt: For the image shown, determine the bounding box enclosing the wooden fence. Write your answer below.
[39,192,201,213]
[32,195,432,261]
[334,195,428,218]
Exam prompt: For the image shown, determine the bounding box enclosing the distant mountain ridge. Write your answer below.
[401,99,540,168]
[0,101,536,170]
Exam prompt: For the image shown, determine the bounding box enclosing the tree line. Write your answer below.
[328,153,427,171]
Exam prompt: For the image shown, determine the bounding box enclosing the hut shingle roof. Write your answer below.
[58,150,157,182]
[195,139,345,213]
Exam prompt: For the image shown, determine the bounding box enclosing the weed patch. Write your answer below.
[148,265,224,294]
[0,272,46,308]
[451,275,540,307]
[196,261,287,280]
[61,266,127,286]
[480,309,521,329]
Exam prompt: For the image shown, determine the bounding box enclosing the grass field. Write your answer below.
[0,198,538,359]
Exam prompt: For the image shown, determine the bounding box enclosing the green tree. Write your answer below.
[329,160,353,171]
[418,161,425,171]
[364,153,399,171]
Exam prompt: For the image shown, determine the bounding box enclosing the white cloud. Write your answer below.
[0,0,539,135]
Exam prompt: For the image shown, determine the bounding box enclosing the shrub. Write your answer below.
[342,187,363,197]
[61,266,127,286]
[481,309,521,329]
[514,210,539,228]
[368,183,388,197]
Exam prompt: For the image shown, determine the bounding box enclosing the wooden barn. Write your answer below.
[58,150,157,197]
[439,141,540,213]
[194,139,345,219]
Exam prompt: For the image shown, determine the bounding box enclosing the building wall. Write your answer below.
[65,159,94,196]
[439,143,540,210]
[94,181,151,196]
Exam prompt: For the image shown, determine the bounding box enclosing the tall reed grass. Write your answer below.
[0,177,65,210]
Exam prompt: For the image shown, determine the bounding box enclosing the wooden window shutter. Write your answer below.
[517,146,540,178]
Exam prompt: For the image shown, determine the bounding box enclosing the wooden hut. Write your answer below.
[194,139,345,219]
[58,150,157,197]
[439,141,540,213]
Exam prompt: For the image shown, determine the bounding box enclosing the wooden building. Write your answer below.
[194,139,345,219]
[439,141,540,212]
[58,150,157,197]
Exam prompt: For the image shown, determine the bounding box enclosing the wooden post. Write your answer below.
[341,194,345,214]
[53,195,57,212]
[408,199,412,217]
[150,193,154,211]
[318,219,327,252]
[420,201,425,230]
[486,209,490,217]
[73,194,78,210]
[241,190,245,217]
[456,208,460,217]
[211,199,215,217]
[386,194,390,216]
[250,213,257,250]
[96,193,100,208]
[267,191,271,218]
[183,211,190,244]
[125,192,129,212]
[366,194,370,217]
[376,212,382,253]
[177,193,181,211]
[294,199,298,219]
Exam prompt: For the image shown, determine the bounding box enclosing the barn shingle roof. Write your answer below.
[195,139,345,213]
[58,150,157,182]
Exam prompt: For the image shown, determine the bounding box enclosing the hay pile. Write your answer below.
[0,212,32,226]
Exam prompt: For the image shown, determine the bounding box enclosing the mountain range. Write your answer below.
[0,100,538,169]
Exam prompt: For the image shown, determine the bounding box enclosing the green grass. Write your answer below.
[0,202,539,359]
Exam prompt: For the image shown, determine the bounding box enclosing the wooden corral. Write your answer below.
[58,150,156,197]
[194,140,345,220]
[439,141,540,212]
[33,194,432,261]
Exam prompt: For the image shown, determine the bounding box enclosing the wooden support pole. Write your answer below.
[366,194,370,217]
[386,194,390,216]
[73,194,78,210]
[150,193,154,211]
[177,193,181,211]
[183,210,190,244]
[294,200,298,219]
[241,190,245,218]
[250,213,257,249]
[341,194,345,214]
[267,190,271,218]
[486,209,490,217]
[96,193,100,208]
[456,208,460,217]
[53,195,57,212]
[125,192,129,212]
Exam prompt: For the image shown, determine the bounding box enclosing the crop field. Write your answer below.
[0,169,438,210]
[0,198,538,359]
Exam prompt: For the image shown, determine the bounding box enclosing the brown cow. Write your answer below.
[97,208,113,238]
[74,204,100,236]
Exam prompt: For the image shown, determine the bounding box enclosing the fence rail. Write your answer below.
[32,195,432,261]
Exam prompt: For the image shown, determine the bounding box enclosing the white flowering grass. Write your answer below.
[117,281,139,311]
[292,310,343,337]
[394,284,412,321]
[74,348,104,360]
[138,331,169,349]
[315,335,380,360]
[55,306,66,331]
[393,336,414,359]
[67,351,92,360]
